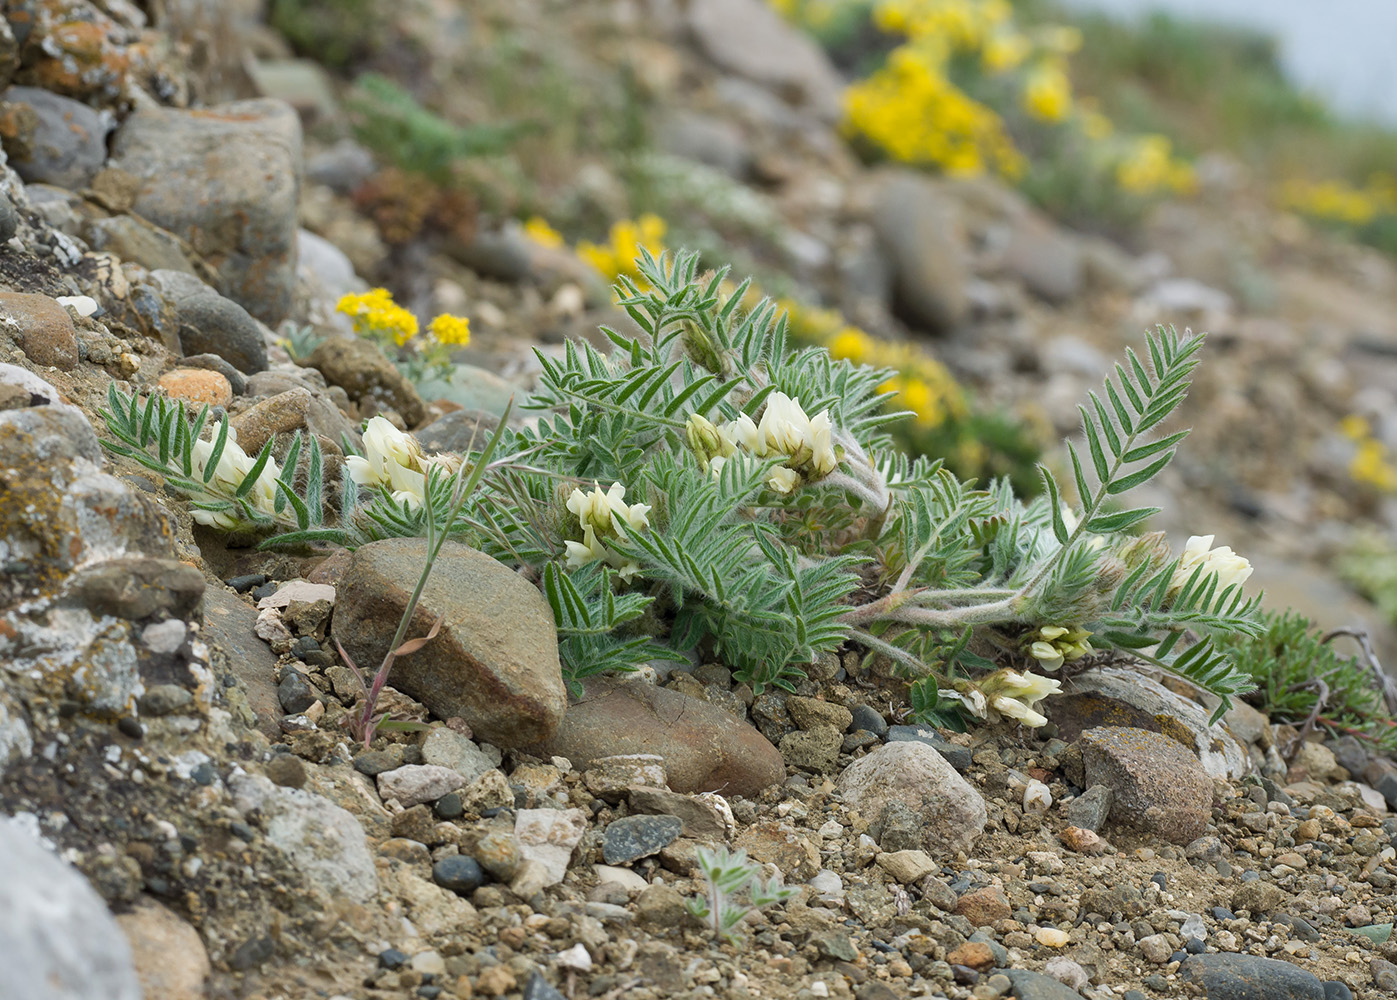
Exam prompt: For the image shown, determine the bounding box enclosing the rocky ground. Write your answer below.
[2,2,1397,1000]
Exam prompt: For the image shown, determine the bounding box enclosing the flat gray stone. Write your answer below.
[0,818,141,1000]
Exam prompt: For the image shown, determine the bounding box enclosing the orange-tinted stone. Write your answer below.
[158,368,233,407]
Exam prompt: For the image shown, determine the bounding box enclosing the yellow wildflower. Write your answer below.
[337,288,418,346]
[523,216,565,248]
[429,314,471,346]
[1023,63,1072,122]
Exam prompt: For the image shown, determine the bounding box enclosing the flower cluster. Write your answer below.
[346,416,460,509]
[1279,175,1397,228]
[844,42,1025,177]
[1114,134,1197,197]
[686,392,839,494]
[953,668,1062,727]
[523,216,566,248]
[1171,535,1254,594]
[337,288,419,346]
[335,289,472,383]
[836,0,1195,200]
[1025,624,1093,671]
[190,423,281,528]
[428,313,471,347]
[564,482,652,580]
[577,214,668,284]
[1340,415,1397,493]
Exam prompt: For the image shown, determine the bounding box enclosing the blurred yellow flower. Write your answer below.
[429,314,471,346]
[337,288,418,346]
[523,216,565,248]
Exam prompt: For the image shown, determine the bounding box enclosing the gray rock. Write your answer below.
[870,799,922,852]
[331,539,566,747]
[1231,881,1291,917]
[376,764,467,807]
[686,0,844,121]
[412,363,520,417]
[0,819,142,999]
[305,138,376,194]
[0,192,16,242]
[200,588,284,740]
[1063,784,1114,833]
[837,741,987,855]
[602,814,684,865]
[1180,953,1326,1000]
[109,99,302,324]
[1073,726,1214,845]
[1001,968,1088,1000]
[228,773,378,903]
[626,786,730,840]
[82,215,200,275]
[414,409,502,454]
[445,225,533,283]
[871,172,969,334]
[849,704,888,737]
[885,726,971,770]
[0,689,32,774]
[1,86,110,188]
[421,727,500,783]
[1049,665,1248,779]
[152,269,268,374]
[68,556,205,621]
[656,111,750,178]
[998,212,1084,303]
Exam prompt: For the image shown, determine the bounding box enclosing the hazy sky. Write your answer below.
[1056,0,1397,124]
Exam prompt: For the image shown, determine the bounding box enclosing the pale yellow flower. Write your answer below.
[1173,535,1253,593]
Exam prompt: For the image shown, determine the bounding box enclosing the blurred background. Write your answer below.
[245,0,1397,687]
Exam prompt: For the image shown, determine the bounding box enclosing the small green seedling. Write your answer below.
[686,845,799,943]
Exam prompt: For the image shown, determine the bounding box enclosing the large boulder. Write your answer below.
[109,99,302,324]
[331,539,567,747]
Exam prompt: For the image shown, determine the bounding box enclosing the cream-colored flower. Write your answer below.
[567,482,650,536]
[1173,534,1253,593]
[766,466,801,494]
[721,413,761,454]
[190,421,280,524]
[347,416,427,505]
[564,524,610,570]
[756,392,809,457]
[981,669,1062,728]
[1029,640,1064,671]
[807,410,838,476]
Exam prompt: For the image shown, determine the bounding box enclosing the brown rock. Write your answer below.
[946,941,996,972]
[116,899,211,1000]
[306,336,426,427]
[735,820,821,880]
[1060,827,1106,854]
[0,292,78,369]
[158,368,233,407]
[1076,726,1214,844]
[229,386,355,456]
[331,539,566,747]
[954,886,1011,927]
[529,676,785,797]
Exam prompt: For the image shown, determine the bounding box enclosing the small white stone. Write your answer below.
[555,943,593,971]
[257,580,336,610]
[1036,927,1069,948]
[56,295,98,317]
[1024,779,1053,812]
[594,864,647,891]
[376,765,466,807]
[817,819,844,839]
[810,982,829,998]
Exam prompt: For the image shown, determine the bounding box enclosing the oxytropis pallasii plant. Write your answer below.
[100,249,1264,730]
